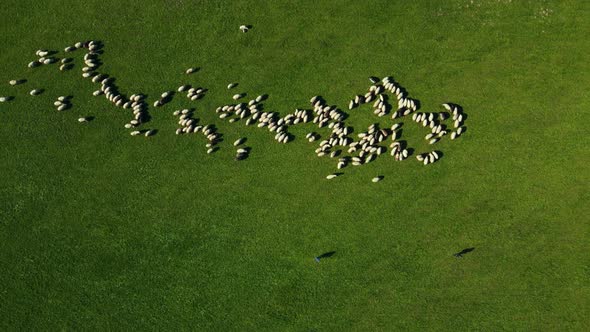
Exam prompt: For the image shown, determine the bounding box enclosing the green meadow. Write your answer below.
[0,0,588,330]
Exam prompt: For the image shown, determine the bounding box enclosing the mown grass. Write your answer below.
[0,0,589,330]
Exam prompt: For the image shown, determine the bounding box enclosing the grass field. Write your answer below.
[1,0,589,330]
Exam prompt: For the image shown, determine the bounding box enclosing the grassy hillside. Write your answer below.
[1,0,588,330]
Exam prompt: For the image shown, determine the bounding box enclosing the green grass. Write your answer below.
[1,0,589,330]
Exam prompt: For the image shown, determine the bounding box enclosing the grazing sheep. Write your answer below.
[29,89,42,96]
[372,176,382,183]
[78,117,89,123]
[185,67,198,74]
[234,138,245,146]
[326,174,338,180]
[145,130,155,137]
[429,138,439,145]
[239,25,249,33]
[227,83,238,89]
[232,93,243,100]
[178,85,190,92]
[57,104,67,111]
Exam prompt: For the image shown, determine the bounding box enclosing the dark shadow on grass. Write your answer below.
[454,247,475,258]
[413,98,421,111]
[235,153,249,161]
[315,251,336,262]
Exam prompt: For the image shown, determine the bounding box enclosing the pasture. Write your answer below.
[0,0,588,330]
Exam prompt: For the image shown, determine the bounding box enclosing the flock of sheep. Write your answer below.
[0,36,467,181]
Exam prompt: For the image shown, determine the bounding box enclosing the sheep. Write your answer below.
[429,138,439,145]
[144,130,155,137]
[232,94,243,100]
[234,138,245,146]
[29,89,42,96]
[178,85,190,92]
[9,80,23,86]
[457,126,465,135]
[185,67,198,74]
[57,104,67,111]
[372,176,382,183]
[239,25,249,33]
[227,83,238,89]
[78,117,89,123]
[326,174,338,180]
[28,61,40,68]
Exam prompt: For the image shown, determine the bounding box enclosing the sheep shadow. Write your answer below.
[413,99,421,111]
[315,251,336,262]
[453,247,475,258]
[235,153,249,161]
[161,92,175,104]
